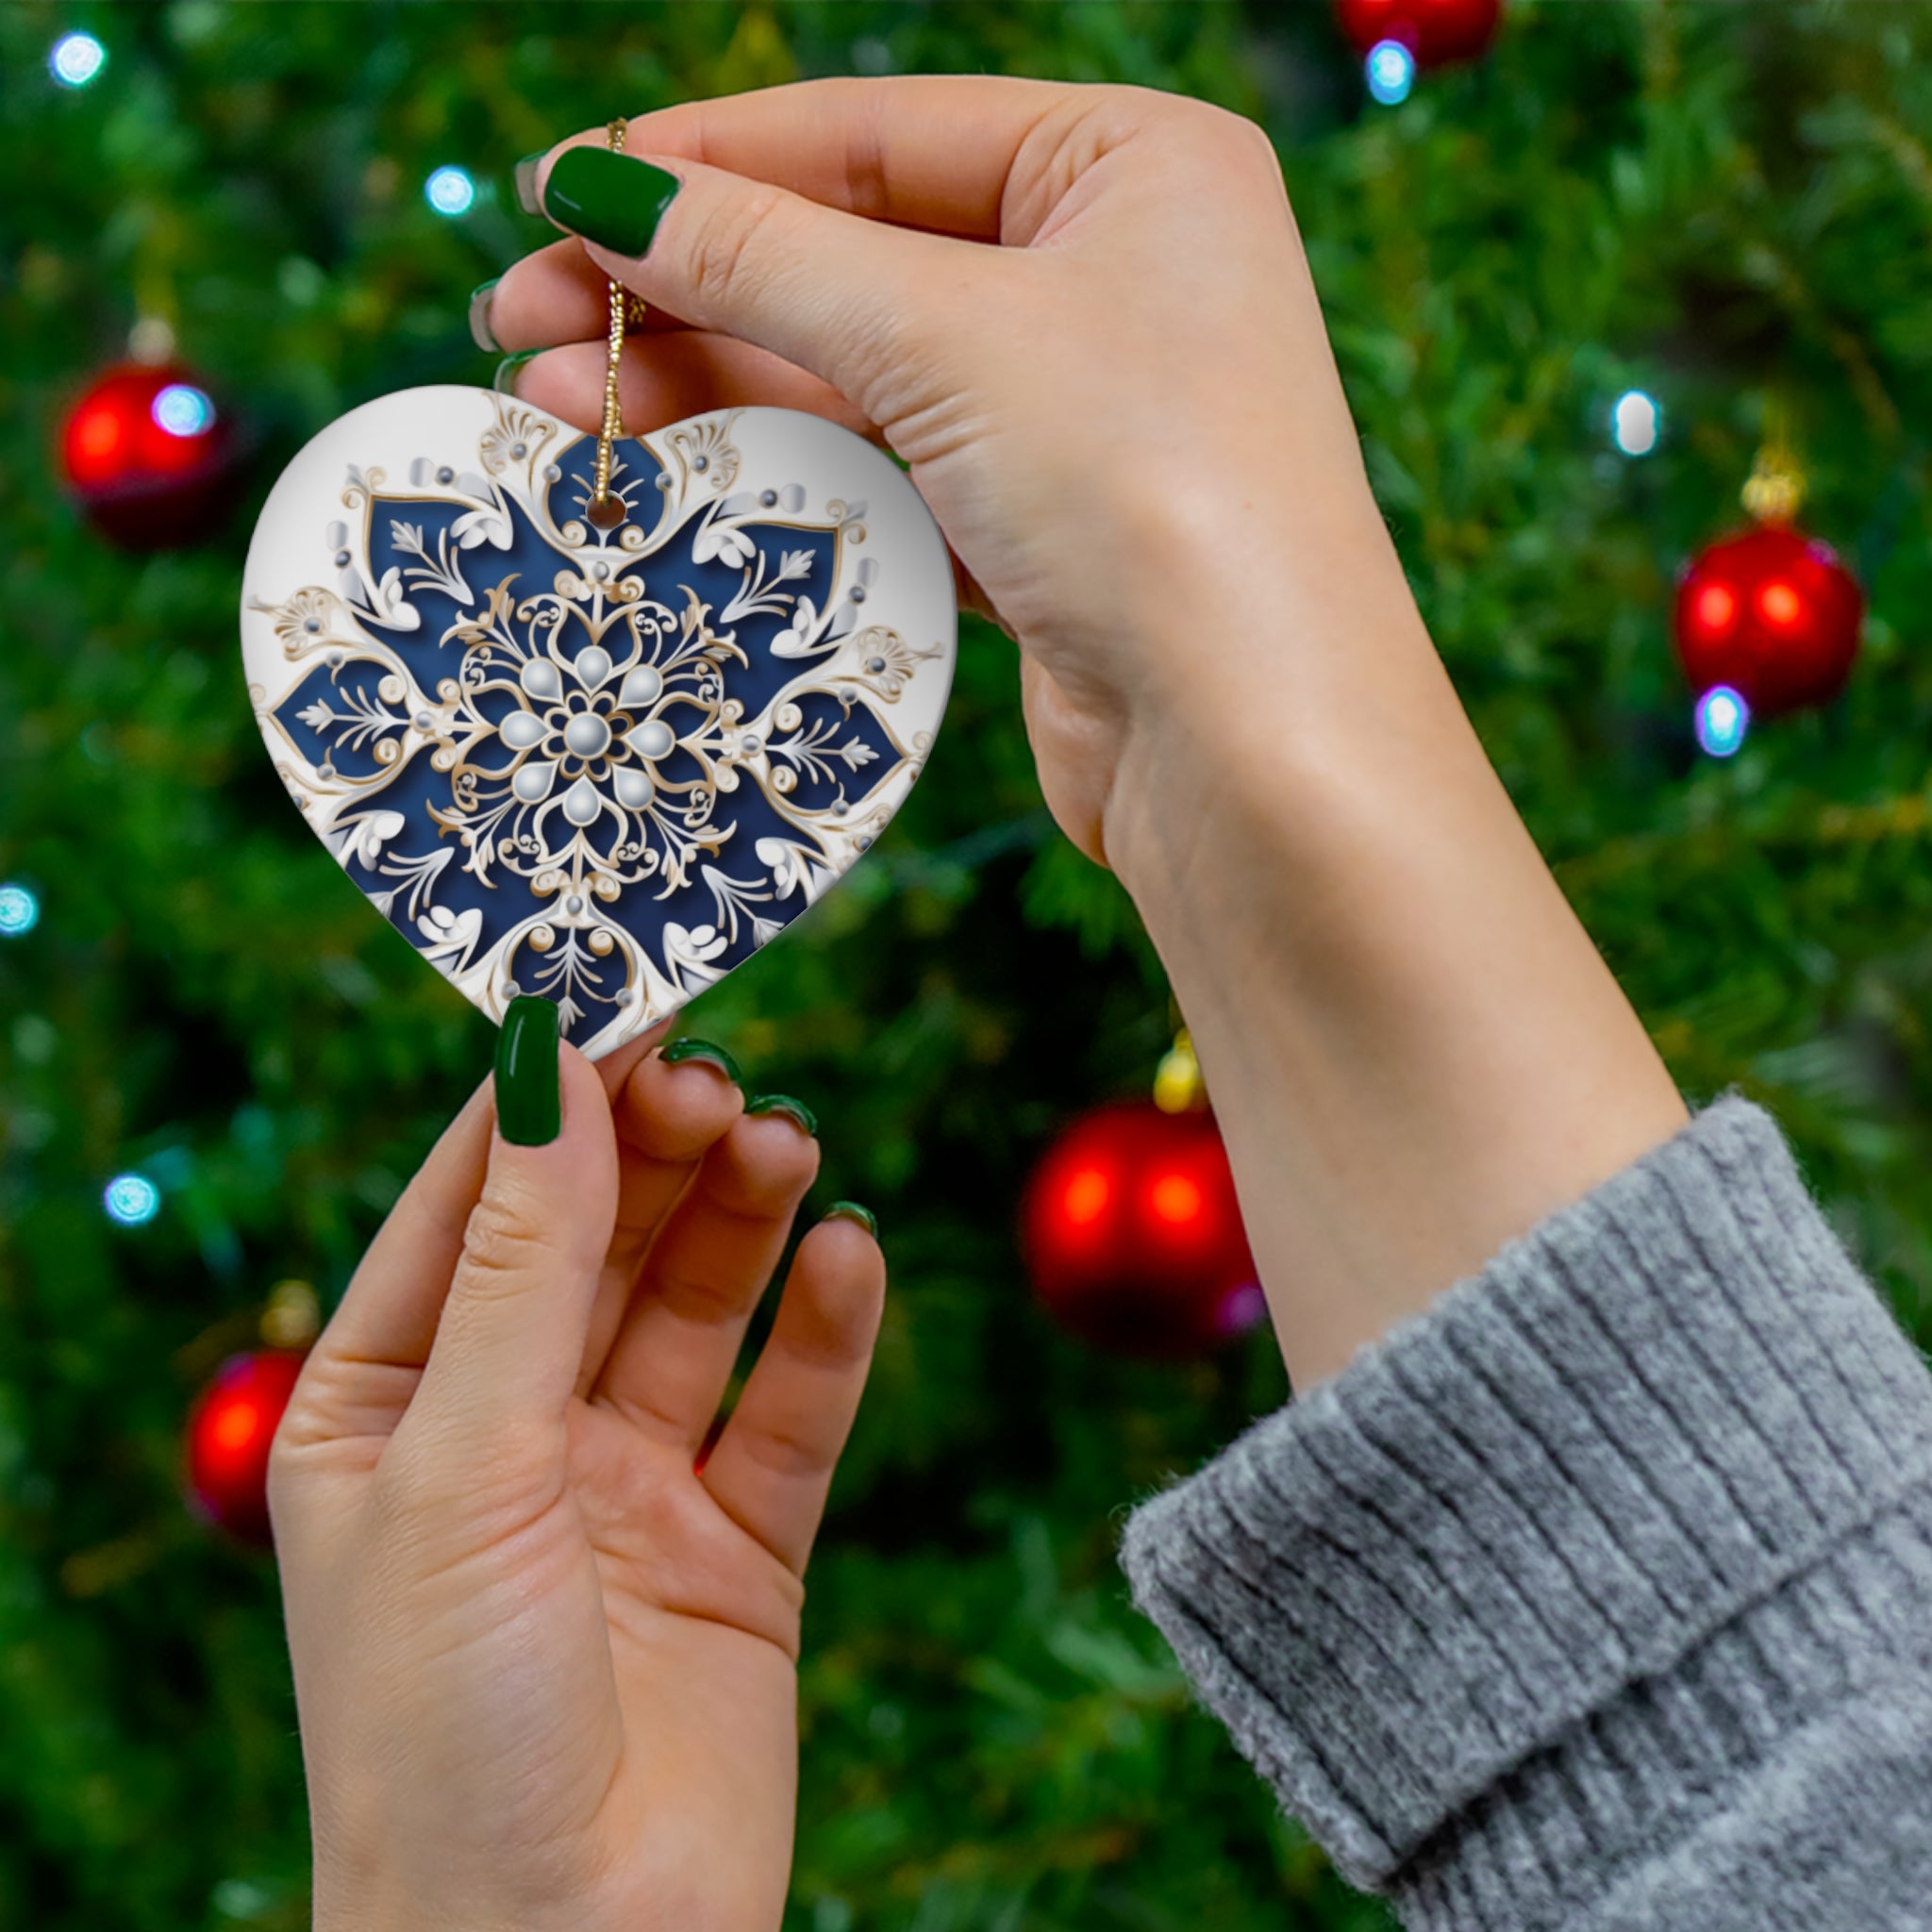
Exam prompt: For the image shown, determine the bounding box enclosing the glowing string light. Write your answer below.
[152,384,215,438]
[1611,390,1660,457]
[1366,40,1416,106]
[425,166,476,217]
[1694,685,1750,759]
[104,1174,161,1226]
[0,883,39,937]
[50,32,106,88]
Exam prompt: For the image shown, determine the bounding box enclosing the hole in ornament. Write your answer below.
[587,494,626,530]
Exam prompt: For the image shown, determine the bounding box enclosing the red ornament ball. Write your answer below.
[1334,0,1502,66]
[1674,525,1863,718]
[1021,1101,1263,1358]
[59,362,240,549]
[184,1349,306,1546]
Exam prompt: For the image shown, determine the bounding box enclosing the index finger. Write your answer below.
[584,75,1084,243]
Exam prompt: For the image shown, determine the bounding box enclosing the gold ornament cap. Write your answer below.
[1154,1026,1206,1113]
[1741,403,1806,525]
[260,1278,322,1351]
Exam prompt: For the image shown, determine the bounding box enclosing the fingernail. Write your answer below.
[746,1093,818,1138]
[541,146,681,257]
[659,1037,741,1085]
[513,151,546,217]
[468,277,502,354]
[493,349,541,397]
[824,1200,877,1239]
[495,995,561,1146]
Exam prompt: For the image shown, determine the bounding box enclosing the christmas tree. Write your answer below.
[5,5,1932,1928]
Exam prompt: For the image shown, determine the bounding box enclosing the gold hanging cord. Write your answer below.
[587,118,641,529]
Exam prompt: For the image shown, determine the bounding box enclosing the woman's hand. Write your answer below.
[484,76,1685,1387]
[270,1019,883,1932]
[487,76,1376,872]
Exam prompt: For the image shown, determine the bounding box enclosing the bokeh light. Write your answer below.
[49,32,106,88]
[1366,40,1416,106]
[1061,1166,1111,1228]
[425,165,476,216]
[1148,1171,1204,1228]
[0,882,39,937]
[152,383,215,438]
[103,1174,161,1226]
[1694,685,1750,759]
[1611,389,1660,457]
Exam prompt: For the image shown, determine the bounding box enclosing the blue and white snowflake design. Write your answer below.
[245,394,951,1055]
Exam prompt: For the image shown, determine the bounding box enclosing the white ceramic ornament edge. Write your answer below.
[241,386,956,1057]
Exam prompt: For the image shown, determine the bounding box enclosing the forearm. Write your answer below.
[1104,499,1685,1387]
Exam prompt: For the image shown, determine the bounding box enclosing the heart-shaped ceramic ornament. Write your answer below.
[241,387,956,1058]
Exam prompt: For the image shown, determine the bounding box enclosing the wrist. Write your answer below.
[1098,490,1441,914]
[1096,526,1685,1387]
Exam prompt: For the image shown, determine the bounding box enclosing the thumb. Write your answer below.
[408,998,619,1446]
[529,142,974,425]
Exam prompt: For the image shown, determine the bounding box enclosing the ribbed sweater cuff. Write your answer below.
[1120,1099,1932,1904]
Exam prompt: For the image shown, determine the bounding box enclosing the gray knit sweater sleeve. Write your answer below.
[1120,1099,1932,1930]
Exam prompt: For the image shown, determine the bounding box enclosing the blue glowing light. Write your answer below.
[50,31,106,88]
[1366,40,1416,106]
[152,383,215,438]
[0,883,40,937]
[1694,684,1750,758]
[104,1174,161,1226]
[425,166,476,217]
[1612,389,1661,457]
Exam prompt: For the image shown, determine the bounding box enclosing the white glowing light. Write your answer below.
[104,1174,161,1226]
[1366,40,1416,106]
[425,166,476,217]
[0,883,40,936]
[50,32,106,88]
[1694,684,1750,758]
[152,383,215,438]
[1612,390,1661,457]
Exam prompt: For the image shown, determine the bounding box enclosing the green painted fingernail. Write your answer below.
[541,146,681,257]
[493,349,540,397]
[824,1201,877,1238]
[746,1093,818,1138]
[494,996,560,1146]
[513,152,546,216]
[660,1037,741,1085]
[468,278,501,354]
